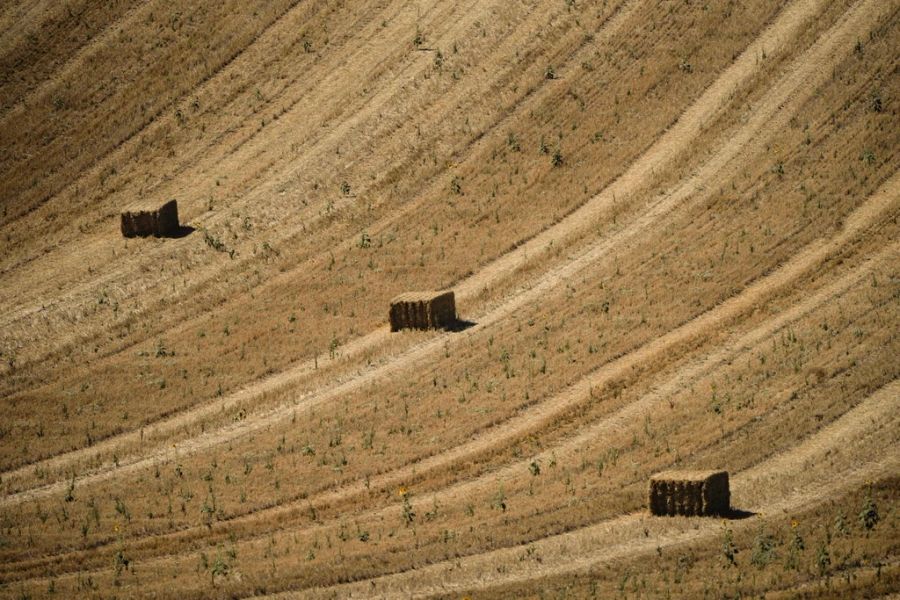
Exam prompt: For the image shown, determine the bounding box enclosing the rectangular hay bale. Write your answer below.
[648,470,729,516]
[121,199,180,238]
[389,291,456,332]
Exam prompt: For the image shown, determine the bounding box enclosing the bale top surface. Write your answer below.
[121,199,177,213]
[649,470,728,482]
[391,291,454,303]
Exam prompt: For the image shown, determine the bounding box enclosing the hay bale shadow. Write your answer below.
[447,318,477,332]
[721,507,755,520]
[167,225,195,239]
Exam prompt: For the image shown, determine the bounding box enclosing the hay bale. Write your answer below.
[389,291,456,331]
[121,200,180,238]
[648,470,729,516]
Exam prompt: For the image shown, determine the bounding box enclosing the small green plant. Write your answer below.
[859,487,879,531]
[784,520,804,570]
[210,554,229,585]
[340,181,352,196]
[545,65,557,80]
[551,148,564,167]
[816,543,831,575]
[492,487,507,512]
[114,498,131,522]
[721,525,737,567]
[64,476,75,503]
[400,489,415,526]
[539,137,549,155]
[114,549,130,577]
[155,340,173,358]
[750,528,777,567]
[202,230,230,256]
[790,523,804,552]
[833,511,849,537]
[869,90,883,113]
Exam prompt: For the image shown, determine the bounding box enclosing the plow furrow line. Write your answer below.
[1,0,886,506]
[291,381,900,599]
[2,167,894,584]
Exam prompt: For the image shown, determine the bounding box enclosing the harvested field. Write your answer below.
[0,0,897,598]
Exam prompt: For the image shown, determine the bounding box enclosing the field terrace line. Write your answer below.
[0,1,624,418]
[295,382,899,599]
[2,177,894,583]
[0,0,634,411]
[12,371,896,592]
[0,0,885,503]
[0,0,564,326]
